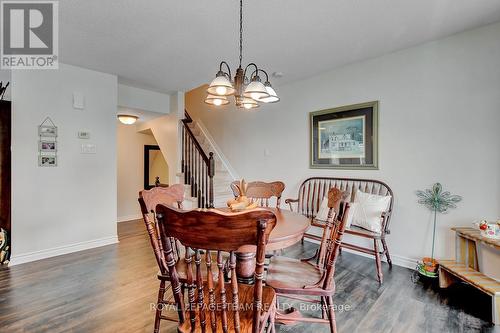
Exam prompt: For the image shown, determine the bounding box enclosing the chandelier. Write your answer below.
[205,0,280,109]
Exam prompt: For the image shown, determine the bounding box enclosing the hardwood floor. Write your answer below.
[0,220,498,332]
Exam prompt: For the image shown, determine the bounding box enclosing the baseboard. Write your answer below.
[306,239,417,269]
[341,247,417,269]
[117,214,142,223]
[9,235,119,266]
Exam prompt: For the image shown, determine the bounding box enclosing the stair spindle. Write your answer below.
[181,111,216,209]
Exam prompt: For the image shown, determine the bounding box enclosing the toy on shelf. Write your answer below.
[226,179,259,211]
[475,220,500,240]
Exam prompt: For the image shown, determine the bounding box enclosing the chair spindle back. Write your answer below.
[322,202,350,290]
[156,205,277,333]
[231,181,285,208]
[138,184,185,274]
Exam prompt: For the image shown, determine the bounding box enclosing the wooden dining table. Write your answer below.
[218,207,311,284]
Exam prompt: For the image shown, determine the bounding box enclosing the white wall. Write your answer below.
[149,150,169,185]
[137,92,185,185]
[11,64,118,265]
[186,22,500,267]
[118,84,170,114]
[117,123,158,222]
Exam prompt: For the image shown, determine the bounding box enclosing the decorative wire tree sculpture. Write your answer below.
[413,183,462,281]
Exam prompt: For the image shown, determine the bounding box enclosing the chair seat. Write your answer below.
[158,251,228,282]
[178,283,276,333]
[266,256,325,293]
[345,225,382,239]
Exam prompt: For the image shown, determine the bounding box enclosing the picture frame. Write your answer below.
[38,125,57,137]
[38,155,57,167]
[310,101,379,169]
[39,140,57,152]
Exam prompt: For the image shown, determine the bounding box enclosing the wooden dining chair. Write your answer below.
[231,181,285,208]
[304,187,346,266]
[265,190,351,333]
[155,205,278,333]
[140,187,232,332]
[138,185,186,331]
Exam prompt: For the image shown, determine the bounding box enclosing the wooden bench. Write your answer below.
[439,227,500,325]
[285,177,394,283]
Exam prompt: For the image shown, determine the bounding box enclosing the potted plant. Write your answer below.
[414,183,462,278]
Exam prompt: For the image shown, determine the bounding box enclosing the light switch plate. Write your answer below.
[73,92,85,110]
[78,131,90,139]
[81,143,96,154]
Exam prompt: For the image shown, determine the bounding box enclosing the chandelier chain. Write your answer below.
[239,0,243,67]
[205,0,279,107]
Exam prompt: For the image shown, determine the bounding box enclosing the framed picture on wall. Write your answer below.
[39,140,57,152]
[39,155,57,167]
[310,101,379,169]
[38,125,58,137]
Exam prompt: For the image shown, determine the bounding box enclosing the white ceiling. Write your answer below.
[60,0,500,93]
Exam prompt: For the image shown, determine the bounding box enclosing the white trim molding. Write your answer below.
[194,120,240,180]
[9,235,119,266]
[340,247,417,269]
[117,214,143,223]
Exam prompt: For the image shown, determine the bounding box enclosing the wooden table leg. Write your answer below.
[236,252,255,284]
[438,267,456,288]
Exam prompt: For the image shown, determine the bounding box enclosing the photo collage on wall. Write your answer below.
[38,117,58,167]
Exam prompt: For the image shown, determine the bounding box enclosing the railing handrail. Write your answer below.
[182,116,210,165]
[181,110,215,208]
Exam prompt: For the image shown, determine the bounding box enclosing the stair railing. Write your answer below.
[181,111,215,208]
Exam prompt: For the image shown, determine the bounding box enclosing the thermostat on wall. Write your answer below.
[78,131,90,139]
[81,143,97,154]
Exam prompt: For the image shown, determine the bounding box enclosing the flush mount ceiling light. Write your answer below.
[205,0,280,109]
[117,114,139,125]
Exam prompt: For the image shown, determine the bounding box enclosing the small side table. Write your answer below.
[439,227,500,325]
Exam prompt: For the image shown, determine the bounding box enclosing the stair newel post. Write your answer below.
[181,124,185,174]
[193,149,197,198]
[208,152,215,208]
[190,139,195,197]
[186,138,191,185]
[205,164,209,208]
[197,153,202,208]
[201,164,208,208]
[187,135,190,184]
[184,133,188,185]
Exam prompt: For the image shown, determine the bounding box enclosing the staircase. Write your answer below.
[179,112,234,209]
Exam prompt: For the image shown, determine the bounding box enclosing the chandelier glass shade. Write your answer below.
[243,75,269,100]
[205,0,279,109]
[257,82,280,103]
[206,72,235,96]
[204,94,229,106]
[241,97,259,109]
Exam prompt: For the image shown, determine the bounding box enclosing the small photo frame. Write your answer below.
[39,140,57,152]
[39,155,57,167]
[39,125,58,137]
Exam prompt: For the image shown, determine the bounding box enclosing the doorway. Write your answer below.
[144,145,168,189]
[0,100,11,265]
